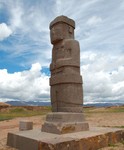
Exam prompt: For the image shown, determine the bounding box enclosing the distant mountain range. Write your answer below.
[6,101,51,106]
[6,100,124,107]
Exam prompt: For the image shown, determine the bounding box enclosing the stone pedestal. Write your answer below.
[7,128,124,150]
[42,112,89,134]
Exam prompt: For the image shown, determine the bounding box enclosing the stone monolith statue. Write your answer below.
[42,16,89,134]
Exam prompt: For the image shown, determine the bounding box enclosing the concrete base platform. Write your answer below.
[7,127,124,150]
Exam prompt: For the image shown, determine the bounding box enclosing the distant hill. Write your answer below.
[0,102,11,106]
[6,101,124,107]
[84,103,124,107]
[6,101,51,106]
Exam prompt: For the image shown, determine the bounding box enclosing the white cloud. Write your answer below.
[10,5,23,30]
[56,0,62,15]
[81,51,124,103]
[30,63,41,72]
[87,16,102,26]
[0,63,50,102]
[0,0,124,104]
[0,0,52,67]
[0,23,12,41]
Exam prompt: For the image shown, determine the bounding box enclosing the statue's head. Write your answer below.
[50,16,75,44]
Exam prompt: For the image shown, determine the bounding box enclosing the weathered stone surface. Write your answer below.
[19,120,33,131]
[7,127,124,150]
[7,132,38,150]
[42,122,89,134]
[42,15,89,134]
[45,112,86,122]
[49,16,83,113]
[42,112,89,134]
[50,16,75,44]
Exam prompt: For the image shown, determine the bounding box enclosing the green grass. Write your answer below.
[107,107,124,112]
[108,140,124,147]
[121,140,124,145]
[0,116,13,121]
[108,143,117,147]
[0,106,124,121]
[0,107,51,121]
[113,126,124,128]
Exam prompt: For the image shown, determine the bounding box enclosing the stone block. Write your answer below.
[42,112,89,134]
[42,121,89,134]
[45,112,85,122]
[7,128,124,150]
[19,120,33,131]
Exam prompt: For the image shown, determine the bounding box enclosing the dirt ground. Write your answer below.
[0,116,45,150]
[0,111,124,150]
[87,112,124,150]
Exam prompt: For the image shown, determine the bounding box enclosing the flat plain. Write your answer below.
[0,105,124,150]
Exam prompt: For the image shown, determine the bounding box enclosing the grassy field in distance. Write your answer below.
[0,106,51,121]
[0,105,124,121]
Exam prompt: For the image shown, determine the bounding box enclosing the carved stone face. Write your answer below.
[50,23,74,44]
[50,23,63,44]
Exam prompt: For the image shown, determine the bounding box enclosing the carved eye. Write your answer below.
[69,26,73,33]
[51,27,55,35]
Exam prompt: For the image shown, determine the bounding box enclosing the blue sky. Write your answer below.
[0,0,124,104]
